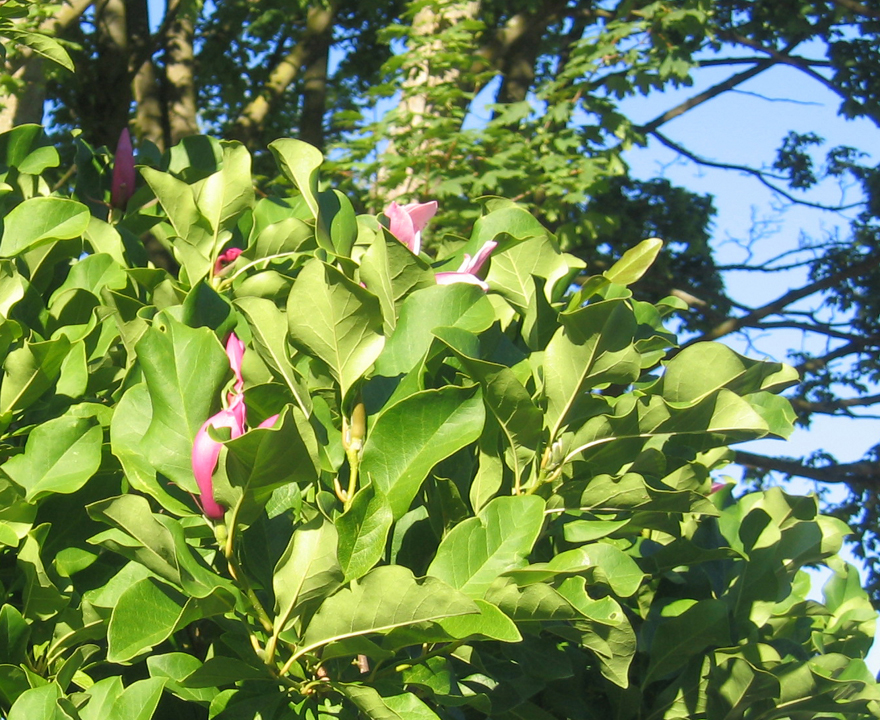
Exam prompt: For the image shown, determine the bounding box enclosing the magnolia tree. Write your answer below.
[0,126,876,720]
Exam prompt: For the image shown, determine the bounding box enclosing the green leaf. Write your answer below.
[147,653,217,703]
[505,543,645,599]
[7,684,64,720]
[359,228,435,333]
[0,197,88,256]
[437,598,522,642]
[110,383,193,516]
[107,577,232,662]
[273,516,343,633]
[603,237,663,285]
[544,298,641,438]
[268,139,323,221]
[87,494,236,598]
[2,415,102,502]
[140,167,212,251]
[287,258,385,402]
[659,342,799,403]
[375,283,495,377]
[293,565,477,655]
[339,684,442,720]
[17,525,68,620]
[361,386,485,519]
[221,406,320,506]
[3,28,74,70]
[434,326,542,488]
[427,495,546,599]
[0,335,70,428]
[0,605,29,665]
[336,484,393,583]
[136,316,229,491]
[106,678,166,720]
[484,234,582,311]
[317,189,357,256]
[645,599,731,684]
[193,141,254,235]
[235,296,311,415]
[180,657,271,688]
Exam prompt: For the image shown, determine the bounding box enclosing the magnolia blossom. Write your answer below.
[435,240,498,292]
[191,333,278,519]
[385,200,438,255]
[214,247,243,276]
[110,128,136,210]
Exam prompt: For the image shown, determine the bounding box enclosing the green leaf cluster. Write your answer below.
[0,126,873,720]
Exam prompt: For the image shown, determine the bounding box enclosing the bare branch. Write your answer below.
[697,56,831,68]
[649,130,863,212]
[794,338,876,376]
[753,321,864,341]
[791,393,880,415]
[638,60,775,134]
[734,450,880,486]
[681,256,879,347]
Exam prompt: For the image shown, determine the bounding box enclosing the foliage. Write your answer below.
[5,2,880,589]
[0,125,874,719]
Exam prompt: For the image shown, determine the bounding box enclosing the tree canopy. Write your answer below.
[0,1,877,717]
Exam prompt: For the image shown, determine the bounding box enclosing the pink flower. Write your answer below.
[435,240,498,292]
[192,397,246,520]
[214,247,243,275]
[110,128,136,210]
[191,333,258,520]
[385,200,438,255]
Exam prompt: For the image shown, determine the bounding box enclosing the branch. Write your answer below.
[650,130,863,212]
[794,339,875,376]
[753,320,863,341]
[831,0,880,19]
[128,0,184,74]
[638,60,775,134]
[697,56,831,68]
[791,393,880,415]
[734,450,880,486]
[41,0,94,35]
[682,256,879,346]
[232,2,337,148]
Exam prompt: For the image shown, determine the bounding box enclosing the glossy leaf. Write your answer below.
[361,386,485,518]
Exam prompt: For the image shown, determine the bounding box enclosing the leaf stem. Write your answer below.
[223,497,274,635]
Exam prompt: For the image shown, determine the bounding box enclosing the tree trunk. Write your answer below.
[232,2,336,151]
[129,0,165,148]
[300,19,332,150]
[0,0,95,132]
[378,0,481,203]
[164,0,199,144]
[87,0,131,149]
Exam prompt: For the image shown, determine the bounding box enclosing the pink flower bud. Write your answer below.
[110,128,136,210]
[214,247,243,275]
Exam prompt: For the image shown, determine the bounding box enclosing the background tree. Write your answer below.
[3,0,880,597]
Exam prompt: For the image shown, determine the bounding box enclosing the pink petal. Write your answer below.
[435,271,490,292]
[192,407,244,520]
[401,201,438,233]
[110,128,136,210]
[214,247,243,275]
[257,413,280,429]
[463,240,497,274]
[385,202,418,254]
[225,334,245,393]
